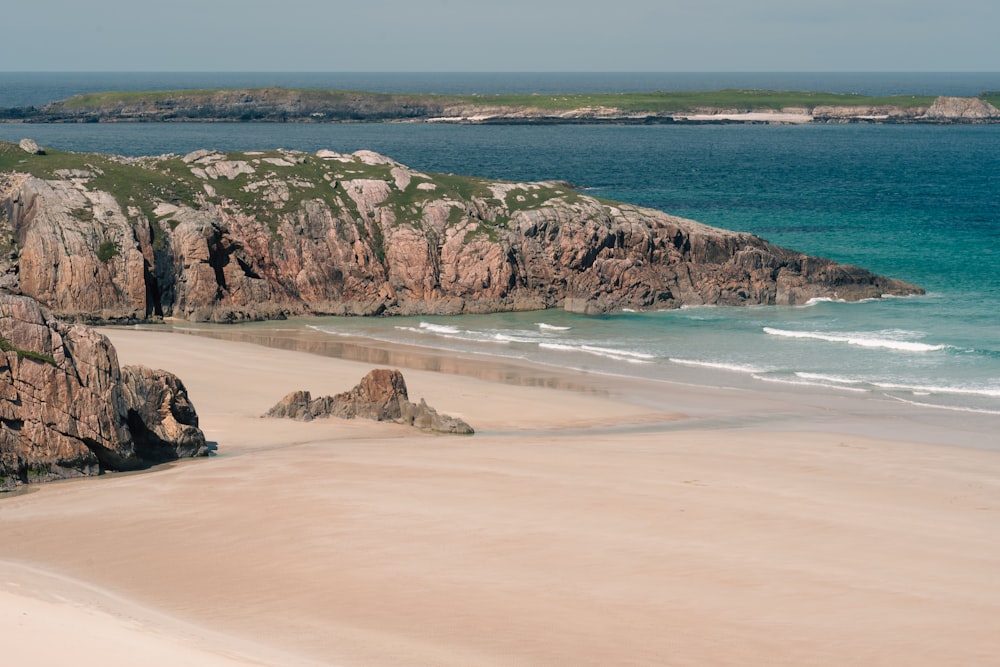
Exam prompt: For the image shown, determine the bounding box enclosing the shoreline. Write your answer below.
[139,320,1000,449]
[2,326,999,665]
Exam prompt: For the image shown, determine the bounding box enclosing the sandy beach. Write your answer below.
[2,326,999,666]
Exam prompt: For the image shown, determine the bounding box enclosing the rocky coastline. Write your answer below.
[1,89,999,125]
[0,141,922,324]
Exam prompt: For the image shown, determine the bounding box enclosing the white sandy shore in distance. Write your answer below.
[2,326,999,666]
[676,112,813,123]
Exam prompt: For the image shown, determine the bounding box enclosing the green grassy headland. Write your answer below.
[47,87,939,114]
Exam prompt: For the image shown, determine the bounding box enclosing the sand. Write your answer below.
[2,327,999,666]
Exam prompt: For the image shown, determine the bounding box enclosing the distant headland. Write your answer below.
[2,88,999,124]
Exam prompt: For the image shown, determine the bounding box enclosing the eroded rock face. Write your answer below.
[0,292,207,490]
[0,147,924,323]
[329,368,410,421]
[120,365,208,463]
[264,369,474,435]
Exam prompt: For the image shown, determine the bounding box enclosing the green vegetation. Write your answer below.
[61,88,226,108]
[982,92,1000,109]
[504,184,583,212]
[0,334,57,366]
[97,240,119,262]
[0,141,599,255]
[71,207,95,221]
[40,87,940,117]
[0,143,203,224]
[457,89,937,112]
[56,87,449,110]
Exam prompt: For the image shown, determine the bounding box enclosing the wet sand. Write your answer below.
[1,326,999,666]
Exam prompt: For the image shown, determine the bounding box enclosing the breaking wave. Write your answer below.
[763,327,948,352]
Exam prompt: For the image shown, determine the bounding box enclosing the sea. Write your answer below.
[2,72,999,419]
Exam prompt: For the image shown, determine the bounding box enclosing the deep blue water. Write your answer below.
[1,73,998,415]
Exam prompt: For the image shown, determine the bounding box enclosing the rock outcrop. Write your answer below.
[0,292,207,490]
[264,369,474,434]
[0,143,923,323]
[923,96,1000,121]
[18,138,44,155]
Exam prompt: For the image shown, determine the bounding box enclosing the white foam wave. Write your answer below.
[802,297,846,306]
[872,381,1000,399]
[489,333,526,344]
[394,325,465,342]
[418,322,462,335]
[668,358,768,375]
[306,324,354,337]
[539,342,653,364]
[582,345,654,360]
[795,372,865,385]
[751,375,870,392]
[536,322,571,331]
[763,327,947,352]
[887,396,1000,416]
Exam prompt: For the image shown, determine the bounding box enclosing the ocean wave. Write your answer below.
[535,322,571,331]
[540,342,654,364]
[394,325,465,342]
[802,297,846,306]
[668,358,769,375]
[751,374,870,392]
[795,372,865,385]
[490,332,533,344]
[796,368,1000,399]
[306,324,355,337]
[887,396,1000,416]
[763,327,948,352]
[418,322,462,335]
[872,381,1000,399]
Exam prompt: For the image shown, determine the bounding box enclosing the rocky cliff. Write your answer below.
[0,292,207,490]
[0,141,922,323]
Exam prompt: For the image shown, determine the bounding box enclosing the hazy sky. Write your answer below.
[4,0,997,71]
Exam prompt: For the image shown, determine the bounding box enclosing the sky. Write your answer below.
[4,0,998,72]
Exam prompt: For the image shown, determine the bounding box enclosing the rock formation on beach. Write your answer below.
[0,292,207,490]
[0,142,923,323]
[265,368,474,434]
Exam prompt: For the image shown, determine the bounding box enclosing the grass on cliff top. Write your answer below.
[981,92,1000,109]
[54,87,453,110]
[0,142,589,241]
[455,89,937,112]
[59,89,227,108]
[46,87,939,114]
[0,142,202,223]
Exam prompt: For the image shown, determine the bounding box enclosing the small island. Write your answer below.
[2,87,999,124]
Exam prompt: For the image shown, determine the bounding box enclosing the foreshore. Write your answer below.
[2,325,999,666]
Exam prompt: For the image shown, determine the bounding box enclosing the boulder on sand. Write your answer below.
[264,369,474,435]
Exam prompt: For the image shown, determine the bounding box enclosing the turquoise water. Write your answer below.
[1,73,998,415]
